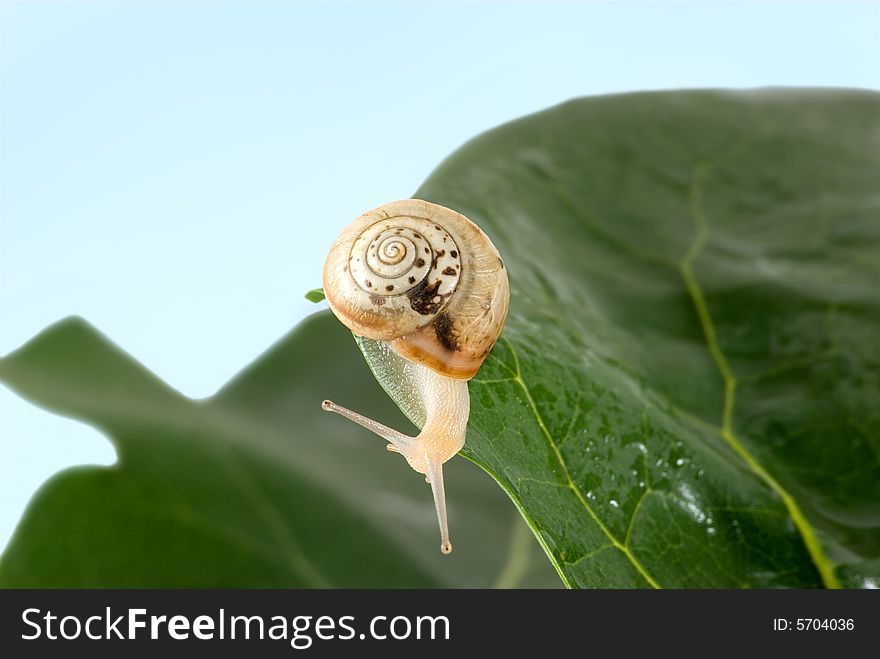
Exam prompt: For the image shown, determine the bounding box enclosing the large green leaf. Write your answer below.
[0,313,557,587]
[358,89,880,588]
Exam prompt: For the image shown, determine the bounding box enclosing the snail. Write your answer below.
[321,199,509,554]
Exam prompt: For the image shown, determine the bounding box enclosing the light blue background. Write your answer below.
[2,1,879,551]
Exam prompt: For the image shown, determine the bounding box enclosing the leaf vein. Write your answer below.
[681,159,841,589]
[500,336,662,589]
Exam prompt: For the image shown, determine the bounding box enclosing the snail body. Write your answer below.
[321,199,509,554]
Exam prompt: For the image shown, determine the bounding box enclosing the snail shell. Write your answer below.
[322,199,509,380]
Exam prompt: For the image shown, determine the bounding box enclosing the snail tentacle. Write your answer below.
[321,400,414,452]
[426,457,452,554]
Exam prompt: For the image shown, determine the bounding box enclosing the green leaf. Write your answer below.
[357,89,880,588]
[305,288,325,303]
[0,312,558,587]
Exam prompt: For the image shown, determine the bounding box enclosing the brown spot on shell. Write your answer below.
[406,278,449,315]
[433,311,458,352]
[365,279,372,288]
[424,247,429,254]
[450,250,458,258]
[442,266,456,276]
[415,258,426,268]
[408,276,416,284]
[434,225,441,231]
[386,285,394,292]
[435,249,445,259]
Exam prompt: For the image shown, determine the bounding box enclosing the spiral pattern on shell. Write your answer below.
[323,199,510,380]
[348,221,462,308]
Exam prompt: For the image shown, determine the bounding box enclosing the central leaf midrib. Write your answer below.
[683,157,840,589]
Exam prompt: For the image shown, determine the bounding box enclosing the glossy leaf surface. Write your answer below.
[359,89,880,588]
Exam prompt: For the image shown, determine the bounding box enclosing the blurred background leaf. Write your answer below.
[360,89,880,588]
[0,312,558,587]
